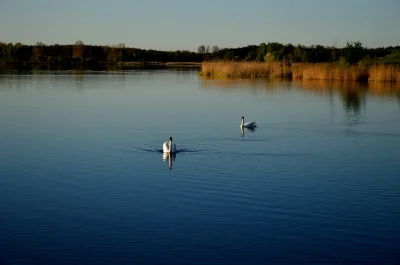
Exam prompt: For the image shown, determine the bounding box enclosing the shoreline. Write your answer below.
[200,61,400,82]
[2,61,399,82]
[0,61,202,68]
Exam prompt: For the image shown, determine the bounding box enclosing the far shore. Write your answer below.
[0,61,202,68]
[1,61,399,82]
[119,61,202,68]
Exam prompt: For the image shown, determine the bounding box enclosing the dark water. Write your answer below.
[1,69,400,264]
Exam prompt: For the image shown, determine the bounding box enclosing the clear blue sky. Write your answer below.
[1,0,399,51]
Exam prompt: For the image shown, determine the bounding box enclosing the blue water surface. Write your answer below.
[0,69,399,264]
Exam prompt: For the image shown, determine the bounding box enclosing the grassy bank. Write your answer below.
[200,62,400,82]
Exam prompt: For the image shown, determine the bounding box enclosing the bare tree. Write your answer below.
[73,40,85,61]
[211,45,219,53]
[197,45,205,54]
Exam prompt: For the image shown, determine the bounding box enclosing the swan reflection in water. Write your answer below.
[241,126,256,139]
[163,152,177,170]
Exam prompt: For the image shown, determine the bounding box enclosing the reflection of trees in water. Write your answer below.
[0,66,14,75]
[200,76,293,94]
[73,68,84,80]
[335,83,370,126]
[341,88,364,123]
[0,66,25,91]
[202,77,398,102]
[200,78,397,119]
[292,80,370,125]
[73,68,84,91]
[342,89,361,113]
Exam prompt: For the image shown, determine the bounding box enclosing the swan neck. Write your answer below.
[169,140,172,152]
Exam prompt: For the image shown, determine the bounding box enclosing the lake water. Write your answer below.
[1,69,400,264]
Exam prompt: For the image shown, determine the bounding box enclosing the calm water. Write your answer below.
[1,69,400,264]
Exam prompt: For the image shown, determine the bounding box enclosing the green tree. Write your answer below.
[302,51,308,62]
[13,42,23,63]
[264,52,275,63]
[223,51,234,60]
[246,50,256,61]
[256,43,267,61]
[344,41,364,63]
[293,45,304,62]
[118,50,124,62]
[0,42,6,62]
[267,42,284,54]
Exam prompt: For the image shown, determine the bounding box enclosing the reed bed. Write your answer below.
[293,63,368,81]
[200,61,291,78]
[202,61,399,82]
[368,64,400,82]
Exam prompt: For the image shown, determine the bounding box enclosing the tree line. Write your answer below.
[0,40,399,65]
[0,41,202,65]
[200,42,400,64]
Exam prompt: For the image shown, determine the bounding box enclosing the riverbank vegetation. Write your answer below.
[1,40,398,65]
[201,61,399,82]
[200,41,399,82]
[1,40,399,81]
[200,61,292,78]
[0,41,203,66]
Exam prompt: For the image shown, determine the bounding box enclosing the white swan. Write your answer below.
[240,116,257,128]
[163,136,176,153]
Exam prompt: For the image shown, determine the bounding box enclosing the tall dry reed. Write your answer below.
[368,64,400,82]
[201,61,399,82]
[292,63,368,81]
[201,61,291,78]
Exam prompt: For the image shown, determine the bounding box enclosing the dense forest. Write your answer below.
[0,40,399,65]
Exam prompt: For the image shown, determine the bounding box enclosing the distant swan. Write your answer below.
[240,116,257,128]
[163,136,176,153]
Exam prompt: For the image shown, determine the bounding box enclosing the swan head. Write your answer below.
[169,136,172,141]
